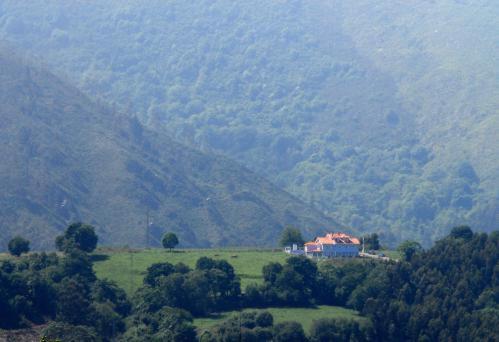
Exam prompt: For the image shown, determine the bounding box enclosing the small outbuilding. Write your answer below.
[284,244,305,255]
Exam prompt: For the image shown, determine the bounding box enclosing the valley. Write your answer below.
[0,0,496,244]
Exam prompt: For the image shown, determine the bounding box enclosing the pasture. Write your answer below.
[194,305,365,332]
[92,248,289,294]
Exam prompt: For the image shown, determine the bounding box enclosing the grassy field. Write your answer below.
[379,249,401,260]
[92,248,289,294]
[194,305,365,332]
[3,248,399,296]
[82,247,399,294]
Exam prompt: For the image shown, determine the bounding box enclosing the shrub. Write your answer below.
[8,236,30,256]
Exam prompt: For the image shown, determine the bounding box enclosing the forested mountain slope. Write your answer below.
[1,0,497,245]
[0,46,340,250]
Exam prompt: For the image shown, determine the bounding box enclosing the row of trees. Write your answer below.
[7,228,179,256]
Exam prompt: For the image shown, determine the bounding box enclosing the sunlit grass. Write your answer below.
[92,248,289,294]
[194,305,365,332]
[93,247,398,294]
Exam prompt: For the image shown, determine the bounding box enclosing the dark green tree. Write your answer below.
[55,276,95,325]
[196,256,217,270]
[273,321,307,342]
[58,249,96,283]
[155,307,197,341]
[144,262,176,286]
[258,257,319,306]
[208,311,274,342]
[256,311,274,327]
[91,279,131,317]
[42,322,98,342]
[279,226,305,247]
[8,236,30,256]
[309,318,372,341]
[363,233,380,250]
[450,225,474,240]
[262,262,283,285]
[92,301,126,339]
[162,232,179,251]
[174,262,191,274]
[397,240,423,261]
[55,223,98,253]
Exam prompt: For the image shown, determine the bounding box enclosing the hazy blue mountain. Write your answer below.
[0,45,342,251]
[0,0,497,245]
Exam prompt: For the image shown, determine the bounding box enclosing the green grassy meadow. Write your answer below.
[194,305,364,332]
[92,248,289,294]
[379,249,402,260]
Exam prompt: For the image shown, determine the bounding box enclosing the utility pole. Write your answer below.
[145,209,150,248]
[129,247,134,294]
[129,247,137,331]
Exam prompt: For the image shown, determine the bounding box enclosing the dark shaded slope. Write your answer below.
[0,47,341,250]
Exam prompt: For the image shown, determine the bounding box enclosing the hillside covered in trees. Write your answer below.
[0,0,497,245]
[0,45,341,250]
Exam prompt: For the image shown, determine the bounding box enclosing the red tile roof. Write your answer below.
[308,232,360,245]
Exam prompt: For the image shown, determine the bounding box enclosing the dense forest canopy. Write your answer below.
[0,0,497,245]
[0,45,340,250]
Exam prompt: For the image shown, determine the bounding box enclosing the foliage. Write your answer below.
[55,276,95,325]
[42,322,99,342]
[450,225,474,240]
[255,311,273,328]
[273,321,307,342]
[206,311,276,342]
[309,318,374,342]
[316,260,378,307]
[121,307,196,341]
[279,226,305,247]
[362,233,380,251]
[7,236,30,256]
[55,223,98,253]
[126,258,241,338]
[162,232,179,251]
[0,229,130,341]
[247,256,319,307]
[91,279,131,317]
[0,46,338,250]
[397,240,423,262]
[143,262,177,287]
[354,229,499,341]
[1,0,497,246]
[134,257,240,316]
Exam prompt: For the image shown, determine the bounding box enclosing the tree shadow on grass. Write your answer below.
[90,254,110,262]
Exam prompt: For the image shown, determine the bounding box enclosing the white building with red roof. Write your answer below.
[304,232,360,258]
